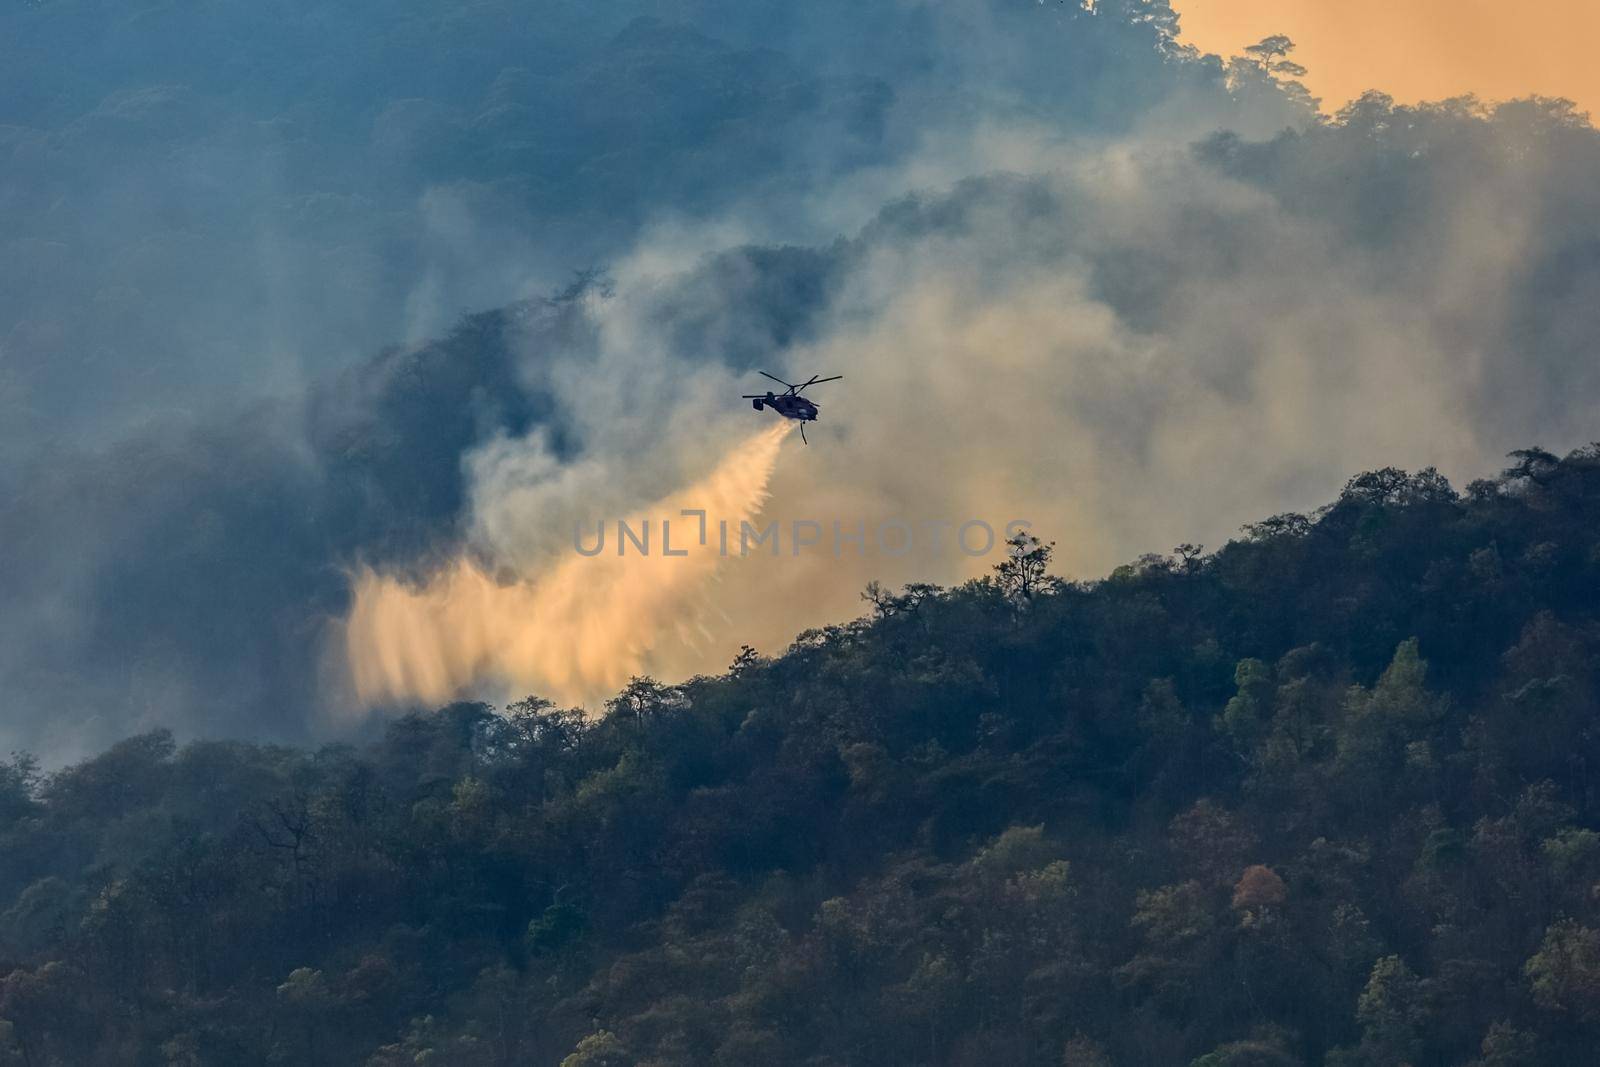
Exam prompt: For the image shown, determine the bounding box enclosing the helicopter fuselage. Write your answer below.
[752,392,818,421]
[742,372,840,442]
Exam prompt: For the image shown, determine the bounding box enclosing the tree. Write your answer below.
[1525,921,1600,1022]
[970,824,1058,877]
[1241,513,1311,541]
[1334,639,1447,807]
[1232,865,1287,917]
[1243,35,1305,78]
[1354,956,1426,1064]
[1504,447,1561,485]
[1170,800,1259,886]
[7,445,1600,1062]
[605,677,686,725]
[0,754,39,828]
[560,1030,631,1067]
[994,531,1055,602]
[1469,1021,1540,1067]
[1192,1029,1303,1067]
[728,644,762,675]
[1230,35,1317,112]
[277,967,335,1062]
[1220,659,1275,752]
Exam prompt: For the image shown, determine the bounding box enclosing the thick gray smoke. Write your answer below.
[2,0,1598,761]
[341,107,1600,711]
[0,0,1268,453]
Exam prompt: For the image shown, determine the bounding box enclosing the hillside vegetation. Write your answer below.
[5,447,1600,1064]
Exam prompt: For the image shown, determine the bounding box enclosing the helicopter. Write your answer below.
[743,371,843,443]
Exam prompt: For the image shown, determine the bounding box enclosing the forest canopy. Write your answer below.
[5,445,1600,1064]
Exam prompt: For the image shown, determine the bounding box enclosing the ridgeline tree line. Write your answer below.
[5,446,1600,1064]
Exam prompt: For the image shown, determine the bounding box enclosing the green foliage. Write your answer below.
[1220,658,1275,750]
[1525,920,1600,1022]
[560,1030,631,1067]
[969,824,1057,876]
[2,449,1600,1062]
[1191,1027,1303,1067]
[1354,955,1426,1063]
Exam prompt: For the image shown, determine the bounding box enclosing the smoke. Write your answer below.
[342,421,792,708]
[7,0,1600,758]
[0,0,1311,756]
[0,0,1256,452]
[333,103,1600,712]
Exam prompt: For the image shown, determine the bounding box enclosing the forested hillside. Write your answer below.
[5,446,1600,1065]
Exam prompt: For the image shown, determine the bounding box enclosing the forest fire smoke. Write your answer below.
[343,421,793,708]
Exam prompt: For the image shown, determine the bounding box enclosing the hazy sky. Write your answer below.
[1177,0,1600,114]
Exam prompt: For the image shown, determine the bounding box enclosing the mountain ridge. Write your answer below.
[4,446,1600,1063]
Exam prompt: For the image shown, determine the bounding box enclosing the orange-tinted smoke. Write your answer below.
[343,421,793,708]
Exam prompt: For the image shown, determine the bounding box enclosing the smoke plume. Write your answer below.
[343,421,792,708]
[7,0,1600,760]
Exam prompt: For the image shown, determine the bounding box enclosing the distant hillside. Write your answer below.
[5,445,1600,1065]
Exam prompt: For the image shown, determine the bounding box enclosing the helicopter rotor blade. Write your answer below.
[802,375,842,387]
[759,370,795,391]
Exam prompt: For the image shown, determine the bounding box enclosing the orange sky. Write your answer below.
[1174,0,1600,116]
